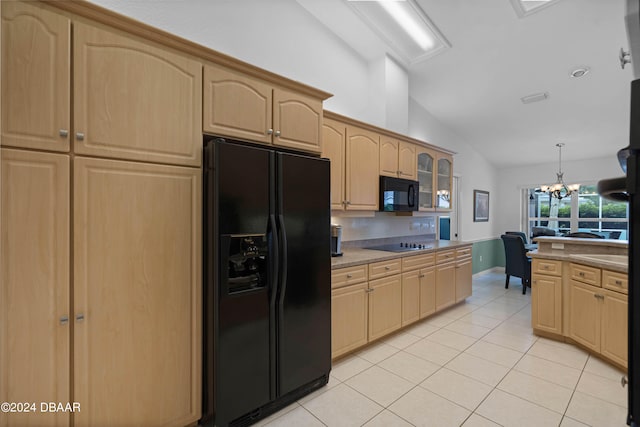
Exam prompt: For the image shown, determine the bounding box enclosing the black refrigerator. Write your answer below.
[201,138,331,427]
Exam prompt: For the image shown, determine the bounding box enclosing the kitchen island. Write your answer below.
[330,240,472,359]
[529,236,628,370]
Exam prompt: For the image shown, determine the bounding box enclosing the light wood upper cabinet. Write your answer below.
[73,157,201,427]
[1,148,70,427]
[273,88,322,152]
[1,1,70,152]
[74,22,202,166]
[436,153,453,211]
[204,64,322,153]
[398,142,417,180]
[346,126,379,210]
[417,147,435,210]
[379,138,399,177]
[380,139,416,180]
[322,118,346,210]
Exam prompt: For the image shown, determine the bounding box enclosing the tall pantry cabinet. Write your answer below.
[1,2,202,426]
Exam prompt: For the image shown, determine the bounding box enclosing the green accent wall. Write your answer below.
[472,238,505,274]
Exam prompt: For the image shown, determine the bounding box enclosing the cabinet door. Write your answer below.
[346,126,379,210]
[419,267,436,318]
[74,157,201,427]
[1,149,70,427]
[331,282,368,359]
[435,262,456,311]
[1,1,70,151]
[322,118,346,210]
[368,275,402,341]
[417,148,435,210]
[379,137,399,177]
[203,63,272,144]
[273,88,322,153]
[401,271,420,326]
[569,280,600,352]
[436,154,452,210]
[455,257,473,302]
[398,141,417,180]
[531,274,562,334]
[74,23,202,166]
[601,289,628,368]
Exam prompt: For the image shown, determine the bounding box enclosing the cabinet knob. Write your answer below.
[579,272,585,277]
[615,280,623,285]
[59,316,69,325]
[385,266,390,270]
[594,294,604,300]
[532,280,537,284]
[76,313,85,322]
[622,376,629,387]
[366,288,374,293]
[419,274,425,278]
[275,130,281,137]
[59,129,69,138]
[346,274,353,279]
[76,132,85,141]
[267,128,273,135]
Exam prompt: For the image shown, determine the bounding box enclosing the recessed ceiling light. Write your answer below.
[379,1,434,49]
[570,66,590,78]
[510,0,561,18]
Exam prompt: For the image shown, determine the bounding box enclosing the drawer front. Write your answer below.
[332,265,368,289]
[570,263,601,287]
[369,258,402,280]
[402,253,435,271]
[455,246,472,259]
[532,258,562,276]
[436,250,456,264]
[603,270,628,294]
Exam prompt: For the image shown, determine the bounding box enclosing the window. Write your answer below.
[525,183,628,239]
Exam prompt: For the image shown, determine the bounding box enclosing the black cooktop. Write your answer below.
[365,242,434,252]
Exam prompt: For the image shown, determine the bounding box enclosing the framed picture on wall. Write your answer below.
[473,190,489,222]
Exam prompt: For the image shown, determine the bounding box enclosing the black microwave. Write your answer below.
[379,176,419,212]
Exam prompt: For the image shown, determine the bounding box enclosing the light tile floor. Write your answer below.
[257,270,628,427]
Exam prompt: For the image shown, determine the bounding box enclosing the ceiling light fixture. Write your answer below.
[570,66,590,78]
[539,143,579,199]
[378,1,434,50]
[510,0,560,18]
[520,92,550,104]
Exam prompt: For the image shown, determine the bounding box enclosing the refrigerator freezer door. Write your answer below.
[208,141,276,425]
[276,152,331,396]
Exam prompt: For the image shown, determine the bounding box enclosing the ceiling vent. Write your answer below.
[521,92,550,104]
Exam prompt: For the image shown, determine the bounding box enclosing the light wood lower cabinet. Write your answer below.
[331,282,369,359]
[435,261,456,311]
[401,270,420,326]
[419,267,436,318]
[569,280,601,352]
[73,157,201,426]
[569,271,628,368]
[455,257,472,303]
[601,289,628,367]
[531,274,563,335]
[368,275,402,341]
[1,148,70,427]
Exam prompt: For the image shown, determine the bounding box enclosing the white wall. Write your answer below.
[409,98,500,242]
[495,155,623,232]
[86,0,509,244]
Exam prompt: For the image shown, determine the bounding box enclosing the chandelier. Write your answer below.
[540,143,579,200]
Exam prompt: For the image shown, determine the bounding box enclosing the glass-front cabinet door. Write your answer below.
[417,149,434,210]
[436,155,452,210]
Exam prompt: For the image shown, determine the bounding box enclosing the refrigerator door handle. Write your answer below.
[269,214,280,306]
[277,214,288,304]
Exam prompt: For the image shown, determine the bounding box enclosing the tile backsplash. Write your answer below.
[331,212,437,242]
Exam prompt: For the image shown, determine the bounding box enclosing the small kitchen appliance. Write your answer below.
[379,176,419,212]
[331,224,343,256]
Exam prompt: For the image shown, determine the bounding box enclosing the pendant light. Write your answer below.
[539,143,579,200]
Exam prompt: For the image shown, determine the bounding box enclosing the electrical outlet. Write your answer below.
[479,255,483,262]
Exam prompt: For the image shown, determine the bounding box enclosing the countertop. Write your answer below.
[331,240,472,269]
[528,250,628,273]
